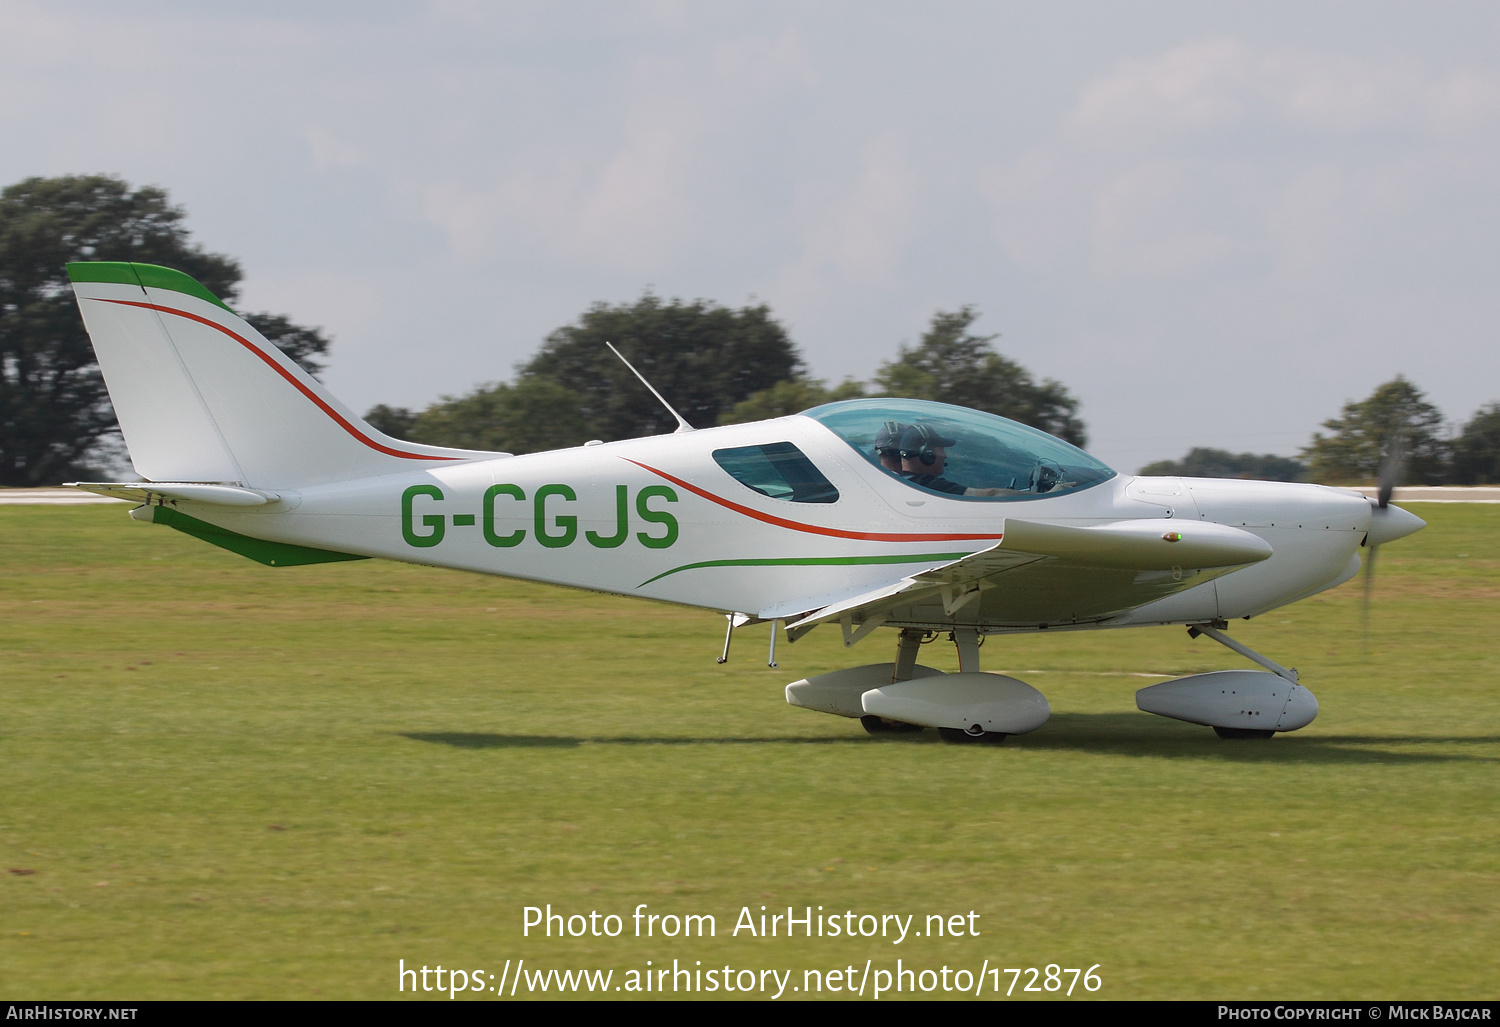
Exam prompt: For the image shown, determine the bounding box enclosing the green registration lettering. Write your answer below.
[535,484,578,548]
[407,482,676,550]
[586,485,630,548]
[635,485,679,549]
[401,484,445,547]
[483,484,526,547]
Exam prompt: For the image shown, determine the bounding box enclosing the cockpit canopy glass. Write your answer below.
[712,442,840,504]
[802,398,1116,501]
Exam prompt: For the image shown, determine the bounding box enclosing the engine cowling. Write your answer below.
[1135,670,1318,733]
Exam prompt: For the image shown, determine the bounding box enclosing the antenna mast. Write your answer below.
[605,342,695,434]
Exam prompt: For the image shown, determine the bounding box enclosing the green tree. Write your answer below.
[1302,376,1448,485]
[363,404,419,441]
[0,175,331,485]
[1451,403,1500,485]
[717,376,865,425]
[519,293,803,440]
[1139,448,1304,481]
[872,307,1086,446]
[398,378,590,454]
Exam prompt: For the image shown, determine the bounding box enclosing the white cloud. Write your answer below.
[1266,51,1500,136]
[1066,38,1251,145]
[1065,38,1500,145]
[416,27,821,271]
[419,113,699,270]
[305,128,364,172]
[774,131,919,304]
[1091,160,1236,278]
[713,27,818,92]
[984,39,1500,283]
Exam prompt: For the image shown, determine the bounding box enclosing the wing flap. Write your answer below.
[782,542,1044,637]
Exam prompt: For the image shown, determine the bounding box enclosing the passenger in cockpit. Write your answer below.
[873,420,908,472]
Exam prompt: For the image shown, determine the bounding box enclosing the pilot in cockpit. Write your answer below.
[898,424,1011,497]
[898,423,1073,497]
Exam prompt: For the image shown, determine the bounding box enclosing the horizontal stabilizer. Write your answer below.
[68,482,281,507]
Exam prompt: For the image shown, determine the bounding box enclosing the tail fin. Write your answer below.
[69,262,496,489]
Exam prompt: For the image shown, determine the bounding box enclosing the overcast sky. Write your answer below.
[5,0,1498,472]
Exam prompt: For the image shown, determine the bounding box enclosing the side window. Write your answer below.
[712,442,840,504]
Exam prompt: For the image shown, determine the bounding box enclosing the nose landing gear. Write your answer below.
[1213,727,1277,740]
[938,724,1009,744]
[1135,623,1318,740]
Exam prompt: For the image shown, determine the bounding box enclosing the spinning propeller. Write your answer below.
[1363,431,1427,640]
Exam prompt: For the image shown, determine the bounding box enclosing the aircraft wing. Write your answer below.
[782,517,1271,642]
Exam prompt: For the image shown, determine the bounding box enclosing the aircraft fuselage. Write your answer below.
[150,414,1389,634]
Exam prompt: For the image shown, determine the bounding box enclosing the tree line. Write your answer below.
[0,176,331,486]
[1,176,1084,486]
[364,302,1087,453]
[3,174,1496,487]
[1144,377,1500,486]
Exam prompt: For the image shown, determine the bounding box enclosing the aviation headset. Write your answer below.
[874,420,908,457]
[898,424,958,467]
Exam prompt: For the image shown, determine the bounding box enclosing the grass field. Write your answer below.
[2,502,1496,1000]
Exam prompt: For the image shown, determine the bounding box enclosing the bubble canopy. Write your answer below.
[801,398,1116,501]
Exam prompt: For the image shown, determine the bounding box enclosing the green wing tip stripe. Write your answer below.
[66,261,234,313]
[638,552,970,588]
[151,506,368,567]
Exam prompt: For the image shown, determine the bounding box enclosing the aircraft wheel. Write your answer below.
[861,715,923,736]
[1213,727,1276,740]
[938,726,1007,744]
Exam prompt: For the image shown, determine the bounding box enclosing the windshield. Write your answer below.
[802,398,1115,501]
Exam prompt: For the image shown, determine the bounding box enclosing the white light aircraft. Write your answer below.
[65,262,1425,743]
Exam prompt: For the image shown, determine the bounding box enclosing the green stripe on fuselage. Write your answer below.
[151,506,367,567]
[637,552,970,588]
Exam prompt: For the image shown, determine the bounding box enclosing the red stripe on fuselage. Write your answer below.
[98,298,459,462]
[624,458,1006,543]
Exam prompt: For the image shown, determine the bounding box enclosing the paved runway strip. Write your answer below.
[0,488,126,504]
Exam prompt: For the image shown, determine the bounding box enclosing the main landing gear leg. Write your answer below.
[892,628,923,683]
[952,627,980,673]
[938,628,1008,744]
[861,629,926,736]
